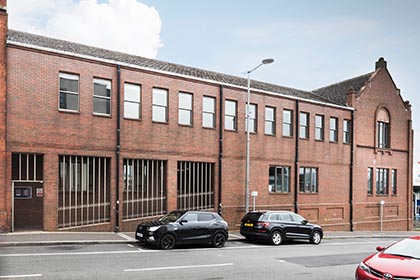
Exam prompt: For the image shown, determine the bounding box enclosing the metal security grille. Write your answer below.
[12,153,43,182]
[123,159,167,220]
[58,156,110,228]
[177,161,214,211]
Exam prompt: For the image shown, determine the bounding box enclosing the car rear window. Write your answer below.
[242,212,264,222]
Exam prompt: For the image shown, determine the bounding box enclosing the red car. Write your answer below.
[355,236,420,280]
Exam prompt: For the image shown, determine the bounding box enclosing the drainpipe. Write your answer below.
[349,110,354,231]
[115,64,121,233]
[294,100,299,213]
[218,85,223,216]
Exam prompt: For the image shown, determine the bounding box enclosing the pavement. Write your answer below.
[0,230,419,247]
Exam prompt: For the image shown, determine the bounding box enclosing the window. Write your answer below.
[177,161,214,210]
[299,112,309,139]
[265,106,276,135]
[203,96,216,128]
[12,153,43,181]
[152,88,168,123]
[367,167,373,195]
[376,168,389,195]
[269,166,290,193]
[299,167,318,193]
[58,155,110,228]
[123,159,166,219]
[377,108,390,149]
[392,169,397,195]
[225,100,237,130]
[179,92,193,125]
[315,115,324,141]
[283,109,293,137]
[245,103,257,133]
[93,78,111,115]
[124,83,141,119]
[329,117,338,142]
[343,119,351,144]
[59,73,79,111]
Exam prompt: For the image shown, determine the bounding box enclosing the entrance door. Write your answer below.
[13,182,44,231]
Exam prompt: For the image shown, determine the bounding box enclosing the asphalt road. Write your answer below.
[0,237,398,280]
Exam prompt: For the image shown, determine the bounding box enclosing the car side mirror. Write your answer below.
[376,246,385,251]
[301,219,308,225]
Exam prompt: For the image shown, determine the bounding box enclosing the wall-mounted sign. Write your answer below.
[36,188,43,197]
[14,187,32,199]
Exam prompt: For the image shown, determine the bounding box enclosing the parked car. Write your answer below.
[355,236,420,280]
[135,210,228,250]
[240,210,323,245]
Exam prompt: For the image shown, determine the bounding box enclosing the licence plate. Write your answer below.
[244,223,253,227]
[136,232,143,238]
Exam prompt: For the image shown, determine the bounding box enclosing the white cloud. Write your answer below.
[8,0,163,58]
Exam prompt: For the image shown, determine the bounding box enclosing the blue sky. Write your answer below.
[8,0,420,171]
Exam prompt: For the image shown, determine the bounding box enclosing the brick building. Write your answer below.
[0,3,413,232]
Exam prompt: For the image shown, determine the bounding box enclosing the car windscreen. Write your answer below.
[241,213,263,222]
[159,211,185,222]
[383,238,420,259]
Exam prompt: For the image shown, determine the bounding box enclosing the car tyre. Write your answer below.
[310,230,322,245]
[269,230,283,245]
[159,234,176,250]
[212,232,226,248]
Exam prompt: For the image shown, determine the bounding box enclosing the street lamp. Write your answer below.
[245,58,274,213]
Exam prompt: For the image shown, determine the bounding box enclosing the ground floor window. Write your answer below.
[299,167,318,193]
[58,155,110,228]
[123,159,167,220]
[269,166,290,193]
[376,168,389,195]
[177,161,214,210]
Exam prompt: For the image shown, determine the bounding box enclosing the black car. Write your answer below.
[240,210,323,245]
[135,210,229,249]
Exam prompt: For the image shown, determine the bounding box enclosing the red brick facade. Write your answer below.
[0,2,413,232]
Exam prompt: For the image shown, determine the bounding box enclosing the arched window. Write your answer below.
[377,108,390,149]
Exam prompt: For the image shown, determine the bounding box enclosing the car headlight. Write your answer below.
[358,262,371,274]
[148,226,161,232]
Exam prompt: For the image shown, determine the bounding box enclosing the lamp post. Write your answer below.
[245,58,274,213]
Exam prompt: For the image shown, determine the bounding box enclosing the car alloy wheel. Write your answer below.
[212,232,226,248]
[310,231,322,245]
[270,231,283,245]
[160,234,176,250]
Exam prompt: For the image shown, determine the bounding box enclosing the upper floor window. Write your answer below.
[269,166,290,193]
[377,108,390,149]
[178,92,193,126]
[265,106,276,135]
[152,88,168,123]
[343,119,351,144]
[124,83,141,119]
[329,117,338,142]
[59,73,79,112]
[245,103,257,133]
[376,168,389,195]
[299,167,318,193]
[202,96,216,128]
[225,100,237,130]
[93,78,111,115]
[299,112,309,139]
[283,109,293,137]
[315,115,324,141]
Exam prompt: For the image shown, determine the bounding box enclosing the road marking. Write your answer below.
[0,274,42,279]
[124,263,234,272]
[118,233,136,242]
[0,250,148,257]
[127,244,134,248]
[323,241,395,246]
[278,260,286,263]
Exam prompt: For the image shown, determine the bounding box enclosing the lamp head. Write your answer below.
[262,58,274,65]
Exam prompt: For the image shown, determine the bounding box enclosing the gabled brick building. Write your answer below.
[0,2,413,232]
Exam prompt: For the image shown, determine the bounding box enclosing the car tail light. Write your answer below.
[256,222,270,228]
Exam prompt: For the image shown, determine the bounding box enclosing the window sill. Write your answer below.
[93,113,112,118]
[269,192,290,195]
[178,124,193,128]
[59,109,80,114]
[375,148,392,155]
[152,121,168,125]
[265,133,276,137]
[282,135,294,139]
[299,192,319,195]
[124,117,142,122]
[203,126,216,130]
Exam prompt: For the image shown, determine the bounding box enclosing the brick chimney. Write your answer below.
[375,57,387,70]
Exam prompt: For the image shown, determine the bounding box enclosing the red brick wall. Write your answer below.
[0,3,7,232]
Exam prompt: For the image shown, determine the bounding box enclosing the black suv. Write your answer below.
[135,210,229,249]
[240,211,323,245]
